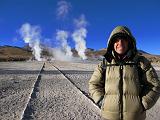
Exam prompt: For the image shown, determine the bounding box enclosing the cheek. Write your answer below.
[114,44,117,50]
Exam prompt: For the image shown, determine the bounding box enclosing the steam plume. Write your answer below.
[19,23,42,61]
[72,15,87,60]
[56,0,71,19]
[54,30,72,60]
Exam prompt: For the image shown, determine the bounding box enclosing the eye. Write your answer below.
[114,39,121,43]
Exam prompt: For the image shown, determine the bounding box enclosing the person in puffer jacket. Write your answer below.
[89,26,160,120]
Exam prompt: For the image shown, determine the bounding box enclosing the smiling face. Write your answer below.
[113,38,129,55]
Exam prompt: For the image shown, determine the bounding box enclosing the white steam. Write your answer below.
[56,0,71,19]
[72,15,87,60]
[54,30,72,61]
[51,48,72,61]
[19,23,42,61]
[73,14,87,28]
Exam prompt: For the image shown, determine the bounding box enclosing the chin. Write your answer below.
[117,51,124,54]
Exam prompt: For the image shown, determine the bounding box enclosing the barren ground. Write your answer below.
[0,61,160,120]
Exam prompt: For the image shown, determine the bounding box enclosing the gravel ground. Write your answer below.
[0,61,160,120]
[22,62,101,120]
[50,61,94,98]
[51,60,96,70]
[0,62,43,120]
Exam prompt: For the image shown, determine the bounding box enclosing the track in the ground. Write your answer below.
[49,62,96,105]
[21,63,45,120]
[20,62,101,120]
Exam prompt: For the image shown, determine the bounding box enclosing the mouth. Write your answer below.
[118,47,124,50]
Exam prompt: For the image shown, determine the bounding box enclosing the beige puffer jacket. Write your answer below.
[89,26,160,120]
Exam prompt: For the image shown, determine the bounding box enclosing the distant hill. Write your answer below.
[0,45,32,61]
[0,45,160,63]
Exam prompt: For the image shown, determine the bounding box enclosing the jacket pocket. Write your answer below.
[97,96,104,108]
[102,94,120,112]
[101,94,106,110]
[124,95,144,113]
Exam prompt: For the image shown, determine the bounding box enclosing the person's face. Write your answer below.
[113,38,129,55]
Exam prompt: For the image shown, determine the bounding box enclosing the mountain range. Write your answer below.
[0,45,160,63]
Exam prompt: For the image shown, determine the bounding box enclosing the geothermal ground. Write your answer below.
[0,61,160,120]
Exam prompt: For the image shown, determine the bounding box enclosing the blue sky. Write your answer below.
[0,0,160,55]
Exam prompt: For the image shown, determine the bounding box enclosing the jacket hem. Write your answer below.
[101,111,146,120]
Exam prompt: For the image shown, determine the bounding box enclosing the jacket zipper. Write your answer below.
[119,65,123,120]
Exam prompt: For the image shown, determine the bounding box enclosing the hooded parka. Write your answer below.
[89,26,160,120]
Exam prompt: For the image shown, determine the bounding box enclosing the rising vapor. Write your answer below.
[19,23,42,61]
[56,0,71,19]
[72,15,88,60]
[51,30,72,61]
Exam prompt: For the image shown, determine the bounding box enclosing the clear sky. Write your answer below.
[0,0,160,55]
